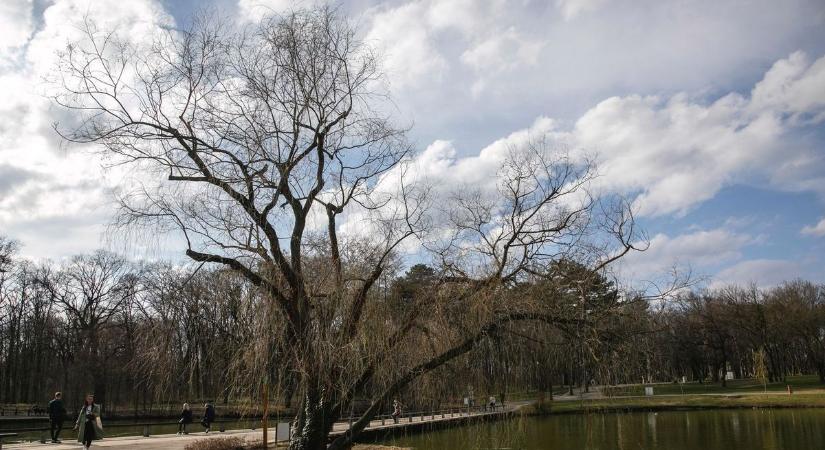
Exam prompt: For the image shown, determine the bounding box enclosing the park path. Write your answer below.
[3,403,527,450]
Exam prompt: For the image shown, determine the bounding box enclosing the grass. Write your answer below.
[602,374,825,397]
[515,375,825,416]
[522,392,825,416]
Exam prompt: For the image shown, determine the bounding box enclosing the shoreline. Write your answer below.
[525,392,825,416]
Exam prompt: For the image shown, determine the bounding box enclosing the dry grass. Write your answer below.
[353,446,412,450]
[184,437,247,450]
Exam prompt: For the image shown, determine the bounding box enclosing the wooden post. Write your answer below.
[262,382,269,449]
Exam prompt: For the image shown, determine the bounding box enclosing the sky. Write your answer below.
[0,0,824,288]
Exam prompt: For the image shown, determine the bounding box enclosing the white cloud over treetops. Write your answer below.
[0,0,824,288]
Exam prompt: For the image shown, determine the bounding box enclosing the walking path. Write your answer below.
[2,403,527,450]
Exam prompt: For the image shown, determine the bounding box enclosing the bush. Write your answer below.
[184,437,246,450]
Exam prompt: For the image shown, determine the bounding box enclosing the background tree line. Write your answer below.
[3,234,824,416]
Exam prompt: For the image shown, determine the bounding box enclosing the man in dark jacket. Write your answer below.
[48,392,66,443]
[201,402,216,433]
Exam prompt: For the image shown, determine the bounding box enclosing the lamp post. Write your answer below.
[262,379,269,449]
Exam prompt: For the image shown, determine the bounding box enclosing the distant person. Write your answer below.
[73,393,103,450]
[488,396,496,411]
[201,401,216,433]
[48,391,66,443]
[392,399,402,424]
[178,403,193,435]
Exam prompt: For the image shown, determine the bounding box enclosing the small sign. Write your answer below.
[276,422,290,442]
[644,386,654,396]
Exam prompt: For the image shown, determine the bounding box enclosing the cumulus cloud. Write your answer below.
[1,0,823,282]
[0,0,33,65]
[571,51,825,216]
[0,0,175,258]
[711,259,804,289]
[364,1,448,88]
[362,0,543,91]
[801,218,825,237]
[380,116,559,195]
[619,228,753,279]
[407,50,825,219]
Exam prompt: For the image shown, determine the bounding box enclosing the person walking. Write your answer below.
[391,399,402,424]
[73,394,103,450]
[201,401,216,433]
[178,403,193,435]
[47,392,66,443]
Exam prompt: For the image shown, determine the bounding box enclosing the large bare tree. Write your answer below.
[51,7,645,449]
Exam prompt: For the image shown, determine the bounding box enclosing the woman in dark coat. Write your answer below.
[178,403,193,434]
[74,393,103,449]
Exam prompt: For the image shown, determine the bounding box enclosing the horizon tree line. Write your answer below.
[2,236,824,418]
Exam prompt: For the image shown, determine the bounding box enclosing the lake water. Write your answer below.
[384,408,825,449]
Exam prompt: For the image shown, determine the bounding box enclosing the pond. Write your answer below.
[383,408,825,449]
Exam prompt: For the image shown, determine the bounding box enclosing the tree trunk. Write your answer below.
[289,386,334,450]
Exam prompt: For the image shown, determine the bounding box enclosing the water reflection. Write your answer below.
[386,408,825,450]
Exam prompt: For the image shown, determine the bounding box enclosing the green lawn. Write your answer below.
[524,391,825,415]
[603,374,825,396]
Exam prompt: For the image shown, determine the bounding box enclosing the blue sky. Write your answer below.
[1,0,824,287]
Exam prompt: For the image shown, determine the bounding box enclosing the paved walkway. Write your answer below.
[2,405,525,450]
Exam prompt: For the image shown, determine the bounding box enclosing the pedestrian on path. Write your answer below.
[392,399,402,424]
[178,403,193,434]
[74,393,103,450]
[47,391,66,443]
[201,401,216,433]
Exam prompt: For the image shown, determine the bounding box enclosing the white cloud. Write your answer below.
[363,0,539,92]
[711,259,803,289]
[26,0,173,75]
[237,0,297,21]
[373,0,825,154]
[571,51,825,216]
[461,27,545,96]
[750,51,825,123]
[801,218,825,237]
[0,0,174,258]
[555,0,608,21]
[391,116,559,193]
[364,1,449,88]
[0,0,33,65]
[620,228,753,279]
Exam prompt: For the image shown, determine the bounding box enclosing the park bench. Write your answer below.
[0,432,19,449]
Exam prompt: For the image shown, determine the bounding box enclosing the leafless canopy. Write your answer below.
[51,7,648,449]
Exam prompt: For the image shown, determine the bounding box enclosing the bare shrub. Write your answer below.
[184,437,246,450]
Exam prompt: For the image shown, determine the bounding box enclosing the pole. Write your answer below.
[262,383,269,449]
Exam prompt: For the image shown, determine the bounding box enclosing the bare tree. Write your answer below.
[51,7,645,449]
[39,251,136,409]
